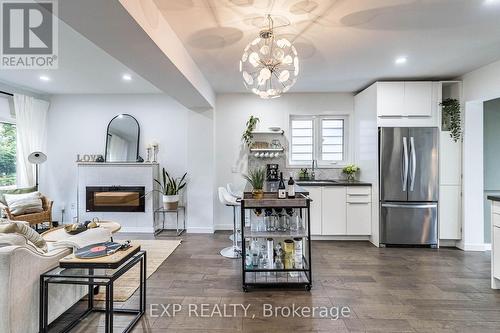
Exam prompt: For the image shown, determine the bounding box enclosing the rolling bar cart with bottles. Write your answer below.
[240,187,312,291]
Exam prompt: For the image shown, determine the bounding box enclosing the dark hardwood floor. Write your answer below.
[50,232,500,333]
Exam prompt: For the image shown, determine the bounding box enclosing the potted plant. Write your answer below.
[155,168,187,210]
[440,98,462,142]
[342,164,360,182]
[243,167,265,199]
[242,115,260,147]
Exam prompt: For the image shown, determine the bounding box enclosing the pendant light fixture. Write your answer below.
[240,15,299,99]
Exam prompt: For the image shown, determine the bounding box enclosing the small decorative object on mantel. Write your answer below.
[242,115,259,146]
[145,146,152,163]
[136,156,144,162]
[342,164,360,182]
[440,98,462,142]
[243,167,265,199]
[76,154,104,163]
[152,142,159,163]
[155,168,187,210]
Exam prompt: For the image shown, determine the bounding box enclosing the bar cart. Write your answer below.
[240,187,312,292]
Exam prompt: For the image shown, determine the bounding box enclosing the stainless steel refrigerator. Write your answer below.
[379,127,439,246]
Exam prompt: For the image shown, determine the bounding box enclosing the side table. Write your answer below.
[154,206,185,236]
[40,245,146,333]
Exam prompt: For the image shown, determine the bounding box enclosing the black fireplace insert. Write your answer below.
[86,186,145,212]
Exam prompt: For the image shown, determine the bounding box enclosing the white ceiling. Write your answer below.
[0,18,161,95]
[157,0,500,93]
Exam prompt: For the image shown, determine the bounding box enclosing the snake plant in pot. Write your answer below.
[155,168,187,210]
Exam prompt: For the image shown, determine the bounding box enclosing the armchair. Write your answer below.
[0,195,53,227]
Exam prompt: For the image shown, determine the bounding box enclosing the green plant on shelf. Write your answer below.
[440,98,462,142]
[242,115,260,146]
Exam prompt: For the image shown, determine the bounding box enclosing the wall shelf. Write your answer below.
[251,130,284,135]
[249,148,284,152]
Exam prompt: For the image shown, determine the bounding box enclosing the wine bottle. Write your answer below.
[287,173,295,198]
[278,172,286,199]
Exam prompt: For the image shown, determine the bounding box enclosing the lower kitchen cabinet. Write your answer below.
[494,225,500,280]
[322,187,347,235]
[307,186,323,235]
[346,202,372,235]
[303,186,372,236]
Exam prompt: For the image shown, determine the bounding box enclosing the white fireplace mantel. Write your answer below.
[77,163,159,233]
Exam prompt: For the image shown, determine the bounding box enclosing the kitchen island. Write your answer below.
[488,196,500,289]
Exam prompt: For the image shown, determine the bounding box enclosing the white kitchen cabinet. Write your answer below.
[303,186,322,235]
[377,82,404,117]
[494,224,500,280]
[346,186,372,235]
[377,81,433,118]
[322,187,347,235]
[439,185,461,239]
[404,82,433,117]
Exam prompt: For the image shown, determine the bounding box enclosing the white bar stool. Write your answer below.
[227,183,242,243]
[218,187,241,259]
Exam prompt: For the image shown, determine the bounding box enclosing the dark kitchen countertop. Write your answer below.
[295,179,372,187]
[488,196,500,202]
[243,181,309,195]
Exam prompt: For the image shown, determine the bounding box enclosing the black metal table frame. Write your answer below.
[240,198,312,291]
[39,251,147,333]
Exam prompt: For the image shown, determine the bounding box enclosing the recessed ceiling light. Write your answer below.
[395,56,407,65]
[122,74,132,81]
[39,75,50,81]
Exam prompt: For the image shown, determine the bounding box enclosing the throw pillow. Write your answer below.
[4,192,43,216]
[0,220,47,252]
[0,186,37,205]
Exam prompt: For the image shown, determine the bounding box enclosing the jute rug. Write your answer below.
[93,239,181,301]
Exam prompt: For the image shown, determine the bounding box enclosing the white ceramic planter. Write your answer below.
[163,194,179,210]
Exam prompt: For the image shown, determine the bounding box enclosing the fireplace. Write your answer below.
[86,186,145,212]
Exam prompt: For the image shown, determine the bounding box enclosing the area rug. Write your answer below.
[93,239,181,301]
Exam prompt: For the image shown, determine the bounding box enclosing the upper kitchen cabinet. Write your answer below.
[377,81,433,117]
[375,81,439,127]
[377,82,405,117]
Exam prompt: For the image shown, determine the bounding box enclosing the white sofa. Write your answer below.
[0,227,112,333]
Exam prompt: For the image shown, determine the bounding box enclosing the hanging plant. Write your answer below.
[440,98,461,142]
[242,115,260,146]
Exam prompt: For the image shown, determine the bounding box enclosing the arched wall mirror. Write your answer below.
[105,114,140,162]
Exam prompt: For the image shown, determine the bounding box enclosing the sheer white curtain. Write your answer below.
[13,94,49,188]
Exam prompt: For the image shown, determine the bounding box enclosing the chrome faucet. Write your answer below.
[311,159,317,180]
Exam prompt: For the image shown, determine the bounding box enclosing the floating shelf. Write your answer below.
[249,148,284,152]
[251,130,284,135]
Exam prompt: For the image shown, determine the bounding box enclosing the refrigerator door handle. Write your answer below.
[409,136,416,191]
[381,203,438,209]
[402,137,409,192]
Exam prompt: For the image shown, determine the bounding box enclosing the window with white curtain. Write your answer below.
[289,115,348,166]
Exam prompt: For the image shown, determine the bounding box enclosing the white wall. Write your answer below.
[214,93,354,229]
[42,94,214,232]
[460,58,500,250]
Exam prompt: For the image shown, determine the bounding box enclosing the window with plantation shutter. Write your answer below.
[289,115,348,166]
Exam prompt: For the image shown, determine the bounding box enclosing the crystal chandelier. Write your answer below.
[240,15,299,99]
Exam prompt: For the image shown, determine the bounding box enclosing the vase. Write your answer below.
[346,174,356,182]
[252,189,264,199]
[163,194,179,210]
